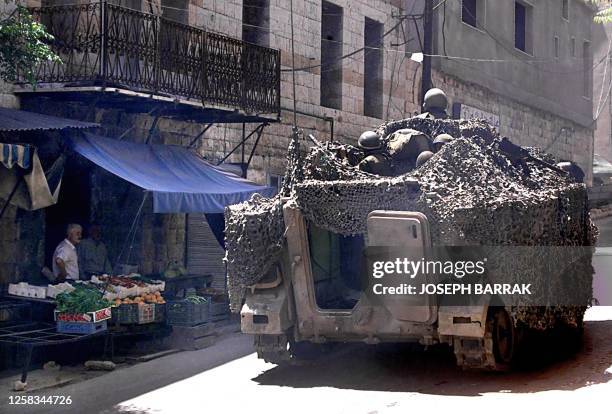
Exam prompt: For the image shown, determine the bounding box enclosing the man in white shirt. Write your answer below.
[52,223,82,281]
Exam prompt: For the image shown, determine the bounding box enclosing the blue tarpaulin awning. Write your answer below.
[69,133,274,213]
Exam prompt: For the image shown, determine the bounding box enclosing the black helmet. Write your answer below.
[358,131,382,151]
[423,88,448,111]
[556,161,585,183]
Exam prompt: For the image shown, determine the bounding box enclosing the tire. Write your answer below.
[255,333,332,365]
[455,307,520,370]
[489,307,518,367]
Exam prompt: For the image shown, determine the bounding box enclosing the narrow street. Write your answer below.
[0,1,609,413]
[3,218,611,414]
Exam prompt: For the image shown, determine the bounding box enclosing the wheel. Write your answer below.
[490,307,516,366]
[454,307,520,370]
[255,333,331,365]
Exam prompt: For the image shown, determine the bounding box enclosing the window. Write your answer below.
[364,17,383,119]
[570,37,576,57]
[462,0,478,27]
[554,36,559,60]
[320,1,343,110]
[562,0,569,21]
[461,0,485,29]
[161,0,188,24]
[515,2,533,54]
[583,40,592,98]
[242,0,270,47]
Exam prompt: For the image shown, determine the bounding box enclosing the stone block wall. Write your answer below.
[182,0,417,183]
[433,70,595,184]
[0,1,596,284]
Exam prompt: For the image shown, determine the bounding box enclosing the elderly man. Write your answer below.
[52,223,82,281]
[78,223,112,279]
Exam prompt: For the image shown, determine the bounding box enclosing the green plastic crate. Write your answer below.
[166,300,209,326]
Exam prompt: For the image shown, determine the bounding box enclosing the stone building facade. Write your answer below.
[0,0,597,285]
[593,19,612,164]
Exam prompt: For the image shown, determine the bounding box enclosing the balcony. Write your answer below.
[16,2,281,121]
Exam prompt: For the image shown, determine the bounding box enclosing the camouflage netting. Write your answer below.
[225,117,598,329]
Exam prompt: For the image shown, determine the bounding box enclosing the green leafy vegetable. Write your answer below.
[184,295,209,304]
[56,286,111,313]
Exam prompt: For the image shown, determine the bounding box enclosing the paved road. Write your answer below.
[4,218,612,414]
[596,215,612,245]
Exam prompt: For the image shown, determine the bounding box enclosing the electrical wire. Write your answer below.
[282,17,403,73]
[432,0,451,12]
[385,41,399,120]
[48,1,603,73]
[594,66,612,122]
[595,36,612,118]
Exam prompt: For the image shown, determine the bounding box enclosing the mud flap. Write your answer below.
[241,285,293,335]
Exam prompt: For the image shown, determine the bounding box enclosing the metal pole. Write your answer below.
[0,179,21,221]
[246,124,267,169]
[101,0,108,85]
[144,111,162,144]
[217,123,265,165]
[290,0,297,128]
[421,0,433,105]
[241,123,246,178]
[188,123,214,148]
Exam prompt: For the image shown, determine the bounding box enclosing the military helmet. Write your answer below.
[423,88,448,111]
[358,154,393,176]
[416,151,434,167]
[433,133,454,152]
[358,131,382,151]
[556,161,585,183]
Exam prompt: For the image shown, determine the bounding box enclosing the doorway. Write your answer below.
[44,155,91,267]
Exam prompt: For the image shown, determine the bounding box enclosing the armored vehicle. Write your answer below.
[227,116,596,370]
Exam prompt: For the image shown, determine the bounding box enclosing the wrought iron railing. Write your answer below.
[20,2,281,116]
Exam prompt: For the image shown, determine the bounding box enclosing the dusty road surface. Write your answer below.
[3,218,612,414]
[105,310,611,414]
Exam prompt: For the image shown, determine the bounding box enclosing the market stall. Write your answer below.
[2,131,272,370]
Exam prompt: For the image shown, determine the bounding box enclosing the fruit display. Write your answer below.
[112,291,166,307]
[91,274,165,300]
[96,275,145,288]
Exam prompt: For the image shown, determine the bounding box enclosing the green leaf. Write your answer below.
[0,6,61,85]
[595,7,612,23]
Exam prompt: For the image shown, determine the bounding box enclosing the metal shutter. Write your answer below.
[186,214,226,291]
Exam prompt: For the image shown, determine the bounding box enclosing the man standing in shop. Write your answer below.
[52,223,82,281]
[78,223,112,279]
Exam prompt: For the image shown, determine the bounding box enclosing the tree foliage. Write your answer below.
[595,8,612,23]
[0,6,60,85]
[593,1,612,23]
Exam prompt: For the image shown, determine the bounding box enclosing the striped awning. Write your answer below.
[0,142,64,211]
[0,143,32,170]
